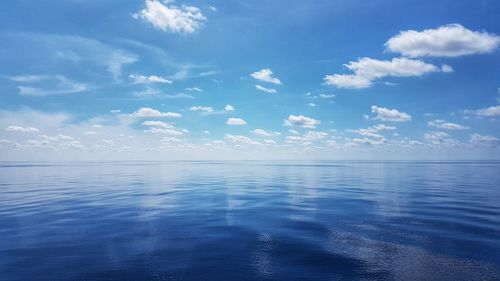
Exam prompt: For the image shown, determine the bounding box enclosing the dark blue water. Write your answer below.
[0,161,499,281]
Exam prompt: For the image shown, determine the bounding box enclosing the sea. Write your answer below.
[0,161,499,280]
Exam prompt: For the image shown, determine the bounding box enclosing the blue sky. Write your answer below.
[0,0,499,160]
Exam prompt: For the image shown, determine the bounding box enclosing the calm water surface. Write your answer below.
[0,161,499,280]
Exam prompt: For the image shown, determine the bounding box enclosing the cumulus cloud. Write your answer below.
[5,126,39,132]
[141,120,173,128]
[286,131,328,143]
[7,75,88,96]
[250,68,282,85]
[372,124,397,131]
[132,107,182,118]
[189,106,213,113]
[441,64,454,73]
[283,115,320,128]
[350,124,396,139]
[386,24,500,57]
[129,74,172,84]
[324,57,440,89]
[226,118,247,126]
[470,134,500,147]
[350,137,386,146]
[252,129,281,137]
[141,120,185,135]
[371,106,412,122]
[225,104,235,111]
[255,85,277,94]
[224,134,260,145]
[133,0,206,34]
[474,105,500,117]
[428,119,469,130]
[424,131,461,146]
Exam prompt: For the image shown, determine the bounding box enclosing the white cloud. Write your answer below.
[255,85,277,94]
[141,120,185,135]
[319,94,335,99]
[386,24,500,57]
[226,118,247,126]
[308,103,317,107]
[372,124,397,131]
[470,134,500,147]
[224,134,260,145]
[371,106,412,122]
[132,107,182,118]
[324,57,440,89]
[299,131,327,141]
[424,131,461,147]
[428,119,469,130]
[5,126,39,133]
[133,0,206,34]
[250,68,282,85]
[350,137,386,146]
[129,74,172,84]
[283,115,320,128]
[186,87,202,92]
[148,127,185,135]
[8,75,88,96]
[225,104,235,112]
[424,131,449,143]
[350,124,396,139]
[110,109,121,113]
[189,106,214,113]
[141,120,173,128]
[441,64,454,73]
[324,74,371,89]
[252,129,280,137]
[0,139,21,148]
[286,131,328,145]
[474,105,500,117]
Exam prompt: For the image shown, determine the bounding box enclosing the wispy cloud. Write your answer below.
[129,74,172,84]
[5,126,39,133]
[7,75,88,96]
[256,85,277,93]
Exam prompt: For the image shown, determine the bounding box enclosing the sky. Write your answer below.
[0,0,499,160]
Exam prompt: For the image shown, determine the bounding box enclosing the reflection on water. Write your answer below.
[0,161,499,280]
